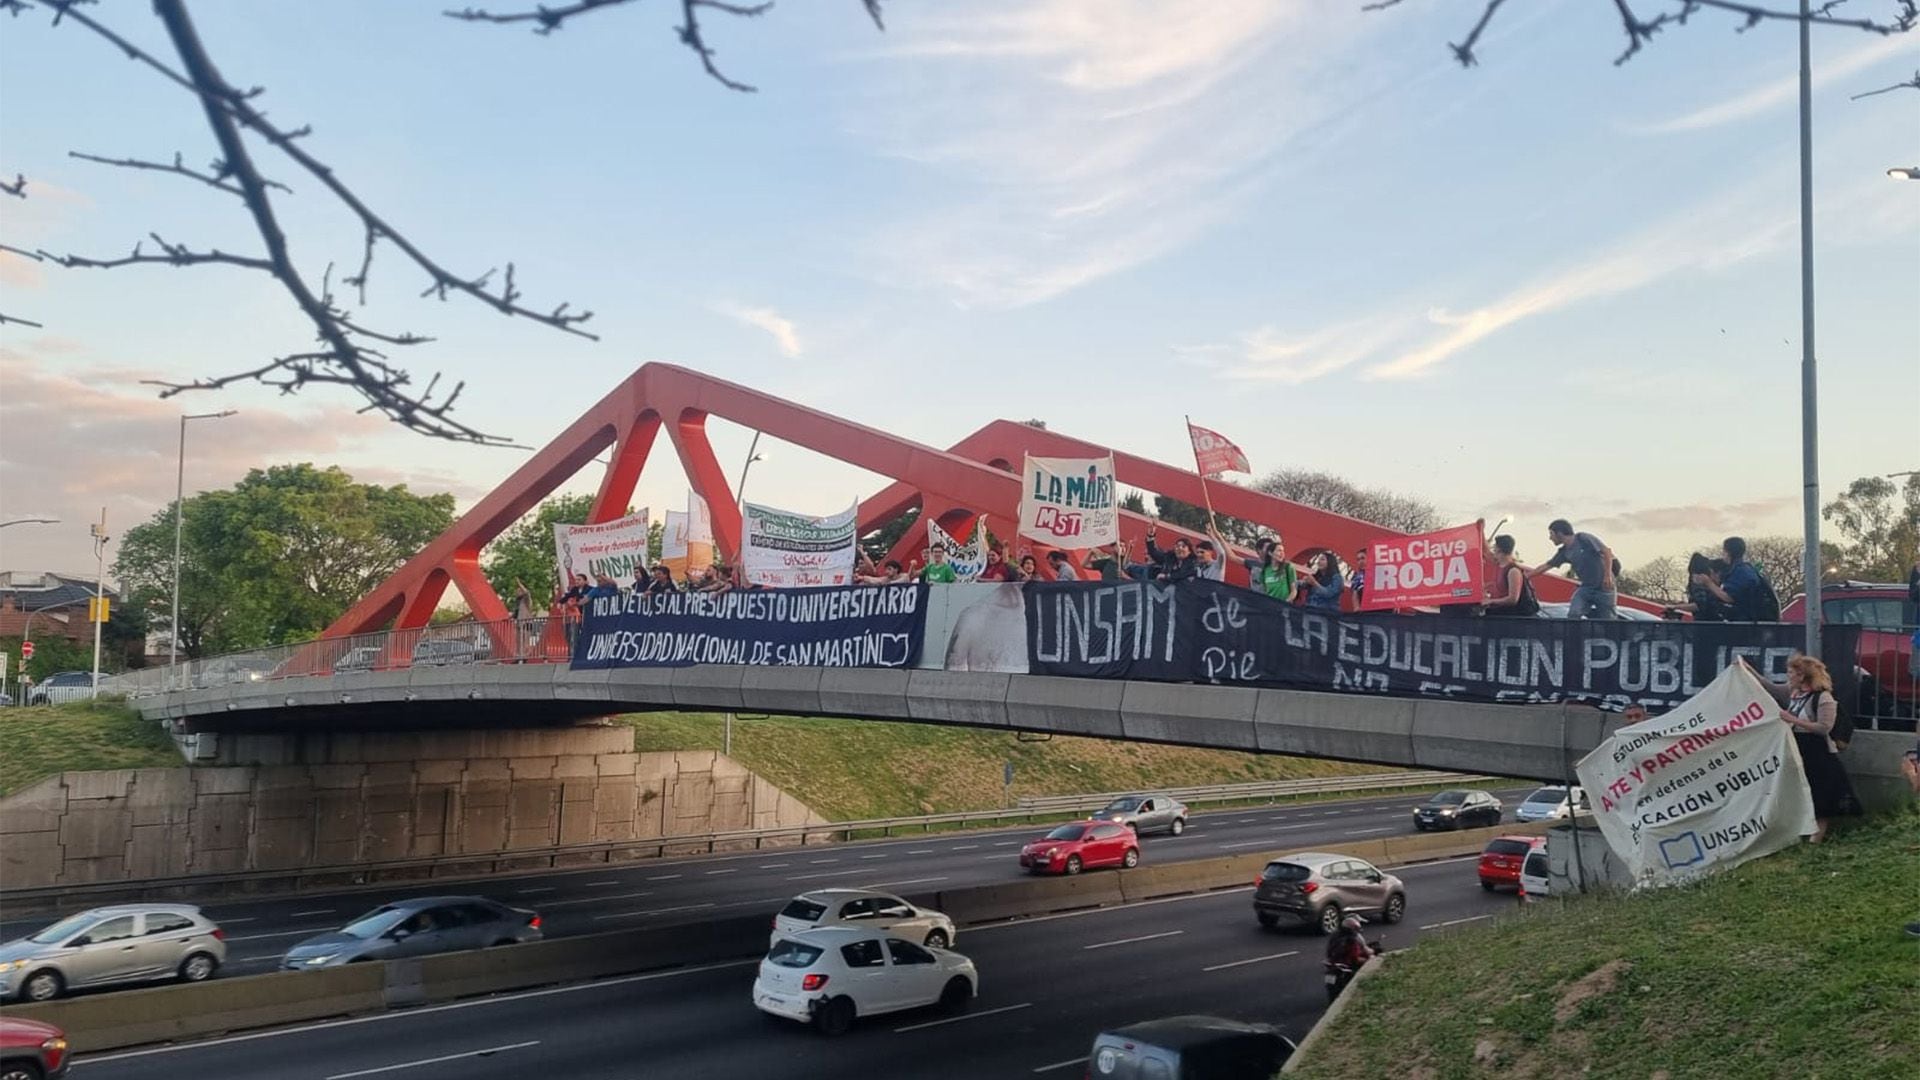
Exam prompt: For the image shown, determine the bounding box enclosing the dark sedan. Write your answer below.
[1411,789,1502,831]
[282,896,540,969]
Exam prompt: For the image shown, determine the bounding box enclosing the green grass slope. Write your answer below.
[0,702,182,796]
[1292,808,1920,1080]
[620,711,1392,821]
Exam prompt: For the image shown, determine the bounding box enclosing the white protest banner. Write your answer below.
[660,503,715,581]
[1575,660,1815,888]
[554,509,650,586]
[927,517,989,582]
[742,499,858,587]
[1017,455,1118,548]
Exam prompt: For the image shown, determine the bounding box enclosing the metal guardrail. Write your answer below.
[0,772,1470,906]
[1014,771,1479,812]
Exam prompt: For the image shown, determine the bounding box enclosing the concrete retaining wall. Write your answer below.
[0,728,821,889]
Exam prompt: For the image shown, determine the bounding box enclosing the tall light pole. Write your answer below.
[735,432,764,515]
[170,410,236,684]
[1796,0,1821,659]
[89,507,108,699]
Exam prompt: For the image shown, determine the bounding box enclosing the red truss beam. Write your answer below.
[327,363,1656,639]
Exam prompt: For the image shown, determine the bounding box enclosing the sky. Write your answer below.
[2,0,1916,585]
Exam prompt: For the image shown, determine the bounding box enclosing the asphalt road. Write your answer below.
[0,786,1533,975]
[74,857,1518,1080]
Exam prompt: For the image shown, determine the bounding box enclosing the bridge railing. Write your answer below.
[1014,770,1483,813]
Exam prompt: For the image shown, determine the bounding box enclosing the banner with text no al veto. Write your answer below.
[1360,521,1486,610]
[1575,660,1815,888]
[1017,455,1119,548]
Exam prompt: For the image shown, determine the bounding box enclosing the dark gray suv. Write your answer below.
[1253,852,1406,935]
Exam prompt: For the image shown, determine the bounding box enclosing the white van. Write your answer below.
[1518,845,1551,900]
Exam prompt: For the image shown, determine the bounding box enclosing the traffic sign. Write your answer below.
[19,640,33,661]
[88,597,111,623]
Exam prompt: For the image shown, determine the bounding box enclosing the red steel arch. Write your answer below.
[325,363,1650,639]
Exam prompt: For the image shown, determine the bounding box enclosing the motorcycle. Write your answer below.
[1323,937,1385,1001]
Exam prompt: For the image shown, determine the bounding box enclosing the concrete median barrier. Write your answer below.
[0,963,384,1053]
[933,872,1127,924]
[415,914,772,1002]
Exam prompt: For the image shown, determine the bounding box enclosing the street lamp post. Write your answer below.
[735,432,764,515]
[170,410,236,687]
[89,508,108,699]
[0,517,59,530]
[1795,0,1821,660]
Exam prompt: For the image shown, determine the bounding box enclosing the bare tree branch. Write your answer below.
[1853,67,1920,97]
[43,231,275,273]
[0,173,23,198]
[68,149,291,198]
[1374,0,1917,66]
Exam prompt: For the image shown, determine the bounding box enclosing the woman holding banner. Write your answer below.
[1780,656,1858,843]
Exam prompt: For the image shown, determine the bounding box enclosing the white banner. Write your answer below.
[661,501,715,579]
[927,518,988,582]
[554,509,650,585]
[742,499,858,587]
[1575,661,1814,888]
[1017,454,1119,548]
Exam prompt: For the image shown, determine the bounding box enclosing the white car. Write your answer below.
[752,927,978,1036]
[1513,785,1590,824]
[771,889,957,949]
[1518,845,1550,900]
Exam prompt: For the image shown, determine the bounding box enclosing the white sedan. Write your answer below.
[752,927,978,1036]
[770,888,958,949]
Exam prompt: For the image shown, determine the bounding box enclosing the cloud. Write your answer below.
[714,303,803,357]
[1579,497,1798,535]
[846,1,1369,307]
[1628,35,1917,135]
[0,249,45,290]
[1175,316,1425,384]
[0,345,462,574]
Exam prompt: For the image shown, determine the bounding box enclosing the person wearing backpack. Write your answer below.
[1695,536,1780,621]
[1777,655,1859,842]
[1482,535,1540,617]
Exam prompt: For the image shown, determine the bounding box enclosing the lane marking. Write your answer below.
[967,886,1254,934]
[861,877,949,890]
[226,927,339,943]
[1235,817,1260,823]
[893,1002,1032,1033]
[211,917,257,924]
[77,959,759,1064]
[541,891,651,908]
[323,1040,542,1079]
[809,859,839,865]
[758,863,790,869]
[951,845,980,851]
[1420,914,1496,930]
[907,849,936,855]
[289,909,336,917]
[859,854,888,860]
[585,880,622,887]
[1322,811,1343,816]
[1344,827,1391,836]
[992,841,1019,847]
[1201,950,1299,972]
[592,902,716,922]
[785,869,866,882]
[1083,930,1184,951]
[647,874,684,881]
[515,887,556,895]
[705,869,738,876]
[981,853,1014,861]
[1033,1057,1089,1074]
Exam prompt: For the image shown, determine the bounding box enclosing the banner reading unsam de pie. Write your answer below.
[1575,660,1814,888]
[554,509,650,585]
[1017,455,1118,548]
[742,500,858,587]
[1360,521,1486,611]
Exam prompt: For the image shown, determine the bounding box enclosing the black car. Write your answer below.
[1411,789,1502,831]
[1087,1016,1293,1079]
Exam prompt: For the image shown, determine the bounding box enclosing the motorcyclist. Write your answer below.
[1326,915,1376,971]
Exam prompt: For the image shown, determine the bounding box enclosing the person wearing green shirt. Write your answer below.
[1242,537,1301,602]
[920,546,958,584]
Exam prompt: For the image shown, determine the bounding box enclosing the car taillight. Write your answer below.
[801,973,829,991]
[527,915,542,930]
[1300,881,1318,894]
[772,916,780,929]
[211,928,226,941]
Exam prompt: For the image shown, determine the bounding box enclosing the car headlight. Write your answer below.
[0,959,28,972]
[1440,808,1456,815]
[41,1037,67,1053]
[305,954,338,966]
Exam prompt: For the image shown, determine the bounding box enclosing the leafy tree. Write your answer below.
[1822,474,1919,582]
[860,507,920,563]
[1120,491,1148,515]
[1252,469,1442,535]
[113,464,455,655]
[481,493,596,603]
[3,633,97,684]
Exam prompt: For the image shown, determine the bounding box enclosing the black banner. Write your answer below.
[1025,580,1858,712]
[571,584,928,670]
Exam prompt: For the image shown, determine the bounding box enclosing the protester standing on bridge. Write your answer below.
[562,572,591,607]
[645,565,678,597]
[1778,655,1858,843]
[1664,555,1730,621]
[1482,536,1539,617]
[1304,554,1345,611]
[1349,549,1367,606]
[978,544,1020,582]
[1528,520,1617,619]
[1195,539,1225,581]
[1243,536,1301,603]
[512,579,535,621]
[1144,528,1199,582]
[918,546,957,584]
[1046,550,1080,581]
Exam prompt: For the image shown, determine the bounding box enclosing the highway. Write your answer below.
[2,786,1532,974]
[73,858,1518,1080]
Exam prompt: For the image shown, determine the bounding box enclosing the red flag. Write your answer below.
[1186,421,1251,477]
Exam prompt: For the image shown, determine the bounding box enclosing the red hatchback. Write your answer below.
[1018,820,1140,875]
[1478,835,1542,892]
[0,1017,71,1079]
